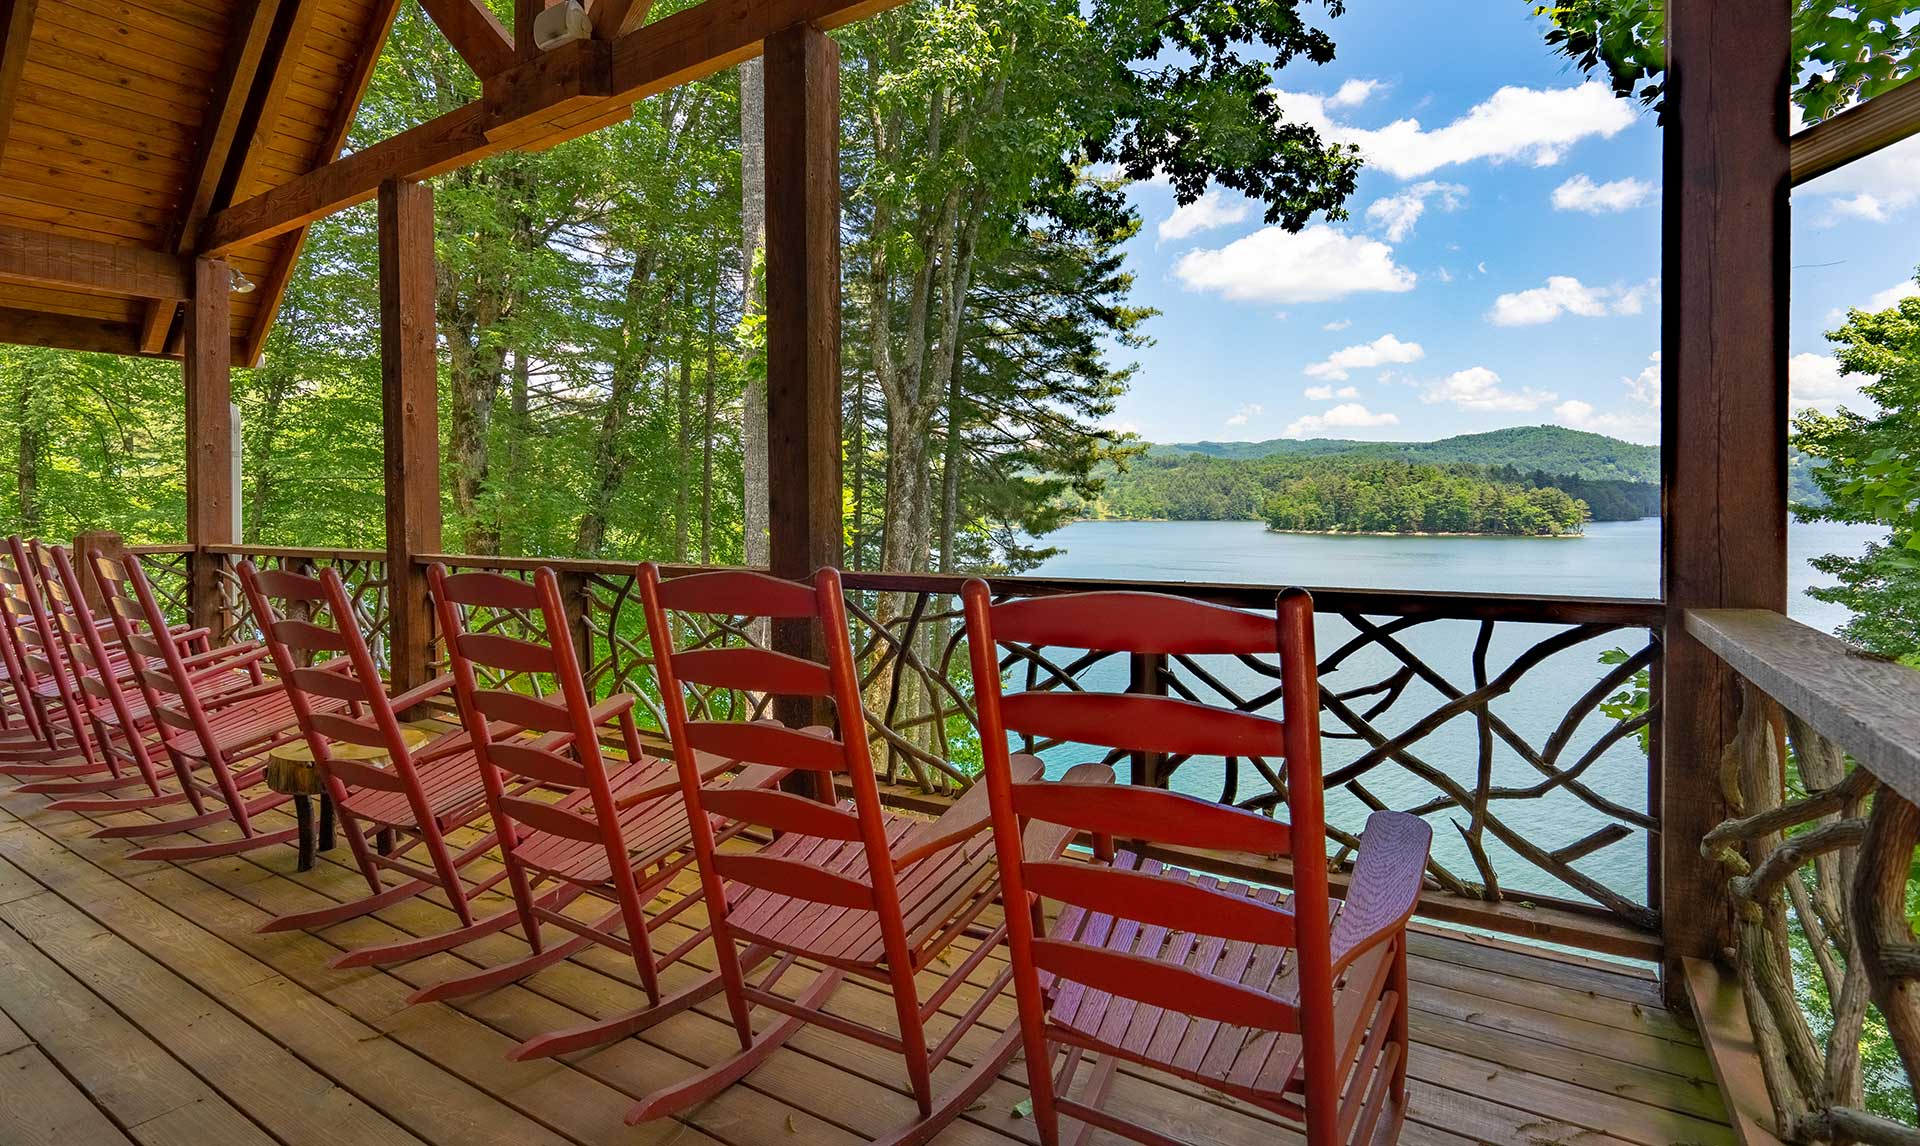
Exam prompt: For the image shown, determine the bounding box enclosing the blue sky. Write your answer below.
[1104,2,1920,446]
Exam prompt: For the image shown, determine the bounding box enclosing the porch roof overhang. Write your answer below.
[0,0,896,370]
[0,0,400,365]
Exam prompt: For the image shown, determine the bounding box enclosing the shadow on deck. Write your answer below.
[0,789,1730,1146]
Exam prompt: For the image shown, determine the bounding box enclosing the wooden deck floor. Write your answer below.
[0,788,1731,1146]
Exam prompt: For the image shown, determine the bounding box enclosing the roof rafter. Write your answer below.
[0,0,38,169]
[1791,77,1920,186]
[240,0,404,365]
[138,0,287,354]
[202,0,904,257]
[418,0,514,79]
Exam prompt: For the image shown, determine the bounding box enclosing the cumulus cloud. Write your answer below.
[1790,353,1875,411]
[1365,181,1467,241]
[1423,366,1556,412]
[1285,403,1400,438]
[1304,333,1425,380]
[1487,275,1655,325]
[1551,174,1655,213]
[1304,384,1361,400]
[1158,190,1252,242]
[1798,127,1920,224]
[1272,82,1636,180]
[1546,353,1660,442]
[1327,78,1380,109]
[1224,403,1264,427]
[1175,225,1417,303]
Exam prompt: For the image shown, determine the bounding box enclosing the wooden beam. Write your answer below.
[1660,0,1790,1004]
[0,226,190,299]
[241,0,402,367]
[762,22,842,744]
[202,0,905,256]
[0,0,36,170]
[378,178,442,694]
[417,0,513,79]
[590,0,653,41]
[185,257,236,638]
[1792,76,1920,187]
[0,305,142,355]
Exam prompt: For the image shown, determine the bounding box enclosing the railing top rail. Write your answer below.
[125,543,194,555]
[205,544,387,562]
[413,552,1663,625]
[1689,607,1920,804]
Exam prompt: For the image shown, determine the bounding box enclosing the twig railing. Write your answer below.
[174,544,1665,949]
[1689,609,1920,1143]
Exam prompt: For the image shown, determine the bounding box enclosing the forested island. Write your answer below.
[1076,427,1657,536]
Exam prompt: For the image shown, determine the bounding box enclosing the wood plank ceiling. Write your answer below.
[0,0,398,364]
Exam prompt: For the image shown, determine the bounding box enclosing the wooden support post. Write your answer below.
[763,22,843,745]
[378,178,442,694]
[1660,0,1790,1002]
[185,257,235,639]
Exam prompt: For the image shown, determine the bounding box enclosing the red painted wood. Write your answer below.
[997,691,1287,760]
[963,579,1432,1146]
[989,590,1280,654]
[1010,779,1289,856]
[671,646,832,696]
[634,558,1032,1137]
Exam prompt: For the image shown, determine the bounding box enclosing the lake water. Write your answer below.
[1019,517,1881,911]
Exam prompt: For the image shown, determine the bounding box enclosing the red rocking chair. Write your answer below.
[962,583,1433,1146]
[411,562,787,1052]
[83,548,331,860]
[631,563,1106,1143]
[238,559,539,948]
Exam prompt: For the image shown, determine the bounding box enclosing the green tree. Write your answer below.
[1533,1,1919,123]
[1791,274,1920,659]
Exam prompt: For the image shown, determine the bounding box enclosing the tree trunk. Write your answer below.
[936,354,963,573]
[701,281,718,565]
[574,249,661,556]
[739,56,769,569]
[675,308,693,561]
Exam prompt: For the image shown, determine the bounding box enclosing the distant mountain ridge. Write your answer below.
[1154,426,1660,484]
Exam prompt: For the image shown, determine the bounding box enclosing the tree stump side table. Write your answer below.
[264,727,429,871]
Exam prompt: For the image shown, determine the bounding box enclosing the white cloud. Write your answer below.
[1423,366,1556,412]
[1224,403,1265,427]
[1823,278,1920,324]
[1158,190,1253,242]
[1272,82,1636,180]
[1285,403,1400,438]
[1304,384,1361,400]
[1551,174,1655,213]
[1322,318,1352,332]
[1487,275,1655,326]
[1327,78,1381,109]
[1175,225,1417,303]
[1546,352,1661,442]
[1790,352,1874,411]
[1365,181,1467,241]
[1304,333,1426,380]
[1798,130,1920,224]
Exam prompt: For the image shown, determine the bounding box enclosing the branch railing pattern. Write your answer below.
[178,545,1664,932]
[202,546,393,669]
[1693,610,1920,1144]
[125,544,193,627]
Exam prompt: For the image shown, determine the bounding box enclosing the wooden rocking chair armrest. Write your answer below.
[1327,810,1433,978]
[166,624,213,653]
[892,753,1053,869]
[178,642,269,677]
[386,673,455,714]
[587,692,637,728]
[1019,761,1118,863]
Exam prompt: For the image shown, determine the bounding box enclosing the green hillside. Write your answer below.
[1157,425,1660,483]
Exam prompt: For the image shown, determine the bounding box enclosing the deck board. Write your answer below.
[0,791,1732,1146]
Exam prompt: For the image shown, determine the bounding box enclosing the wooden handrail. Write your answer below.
[204,543,386,563]
[1687,608,1920,804]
